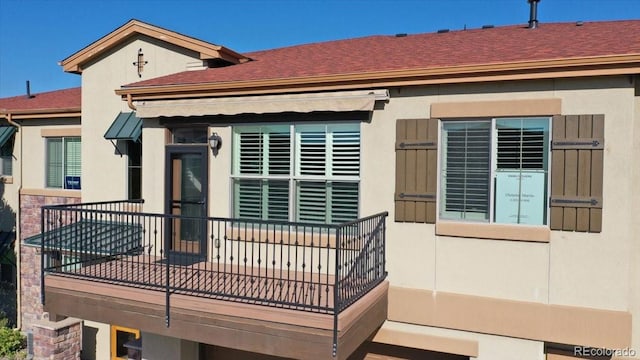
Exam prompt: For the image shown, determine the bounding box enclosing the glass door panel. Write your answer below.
[166,146,207,258]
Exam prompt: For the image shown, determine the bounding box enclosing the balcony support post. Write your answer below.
[40,206,46,305]
[332,226,341,358]
[165,220,171,327]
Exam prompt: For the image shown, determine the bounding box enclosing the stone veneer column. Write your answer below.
[19,194,82,359]
[32,317,82,360]
[20,245,43,330]
[19,194,80,330]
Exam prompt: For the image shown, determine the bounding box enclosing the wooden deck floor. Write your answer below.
[56,255,336,312]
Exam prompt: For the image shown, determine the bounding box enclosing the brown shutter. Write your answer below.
[550,114,604,232]
[395,118,438,223]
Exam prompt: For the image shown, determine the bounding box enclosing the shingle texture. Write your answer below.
[125,20,640,88]
[0,87,81,111]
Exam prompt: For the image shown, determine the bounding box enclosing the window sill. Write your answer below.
[20,188,82,198]
[0,176,13,184]
[435,221,550,242]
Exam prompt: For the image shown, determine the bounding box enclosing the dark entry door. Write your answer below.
[166,146,208,258]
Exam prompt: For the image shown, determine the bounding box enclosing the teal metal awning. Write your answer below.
[104,112,142,142]
[24,220,142,256]
[0,126,16,148]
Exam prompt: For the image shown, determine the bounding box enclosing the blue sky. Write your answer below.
[0,0,638,98]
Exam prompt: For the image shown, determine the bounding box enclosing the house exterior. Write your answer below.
[0,87,81,327]
[2,17,639,360]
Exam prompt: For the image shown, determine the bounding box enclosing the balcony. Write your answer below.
[36,200,388,359]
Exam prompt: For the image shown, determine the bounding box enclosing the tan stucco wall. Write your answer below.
[376,321,545,360]
[131,76,637,356]
[81,35,202,203]
[209,125,233,219]
[361,77,635,311]
[82,321,110,360]
[630,77,640,352]
[19,120,81,191]
[140,119,165,214]
[548,77,632,311]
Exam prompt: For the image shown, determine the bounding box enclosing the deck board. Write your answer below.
[54,254,336,311]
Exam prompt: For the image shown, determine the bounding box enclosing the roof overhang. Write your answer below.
[115,54,640,101]
[60,19,249,74]
[0,107,81,120]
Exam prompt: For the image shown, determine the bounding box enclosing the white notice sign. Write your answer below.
[494,171,546,225]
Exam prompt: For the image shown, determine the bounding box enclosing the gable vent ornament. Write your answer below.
[133,48,148,77]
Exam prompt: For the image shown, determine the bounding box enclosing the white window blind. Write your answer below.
[234,126,290,221]
[47,138,63,188]
[494,118,549,225]
[233,123,360,224]
[64,137,81,177]
[441,121,491,221]
[496,118,547,170]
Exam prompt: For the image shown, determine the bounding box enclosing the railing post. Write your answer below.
[40,206,46,305]
[165,217,171,327]
[332,225,340,358]
[382,213,387,278]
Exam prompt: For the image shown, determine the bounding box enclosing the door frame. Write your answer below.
[164,145,209,260]
[110,325,140,360]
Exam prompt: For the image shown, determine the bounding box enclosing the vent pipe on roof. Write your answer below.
[26,80,34,98]
[528,0,540,29]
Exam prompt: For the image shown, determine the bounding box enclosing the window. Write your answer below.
[232,123,360,224]
[110,325,140,360]
[127,141,142,199]
[46,137,81,189]
[172,127,208,144]
[440,117,549,225]
[0,136,13,176]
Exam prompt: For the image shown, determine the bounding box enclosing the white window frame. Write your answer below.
[438,117,551,226]
[45,136,81,189]
[231,122,361,224]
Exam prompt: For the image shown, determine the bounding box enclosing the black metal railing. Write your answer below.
[40,200,387,328]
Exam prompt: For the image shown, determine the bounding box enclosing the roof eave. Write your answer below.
[115,54,640,101]
[0,107,82,120]
[60,20,249,74]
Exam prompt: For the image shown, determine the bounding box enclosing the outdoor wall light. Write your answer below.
[209,132,222,151]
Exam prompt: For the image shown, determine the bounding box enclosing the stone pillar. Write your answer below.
[20,244,43,330]
[32,317,82,360]
[19,194,80,330]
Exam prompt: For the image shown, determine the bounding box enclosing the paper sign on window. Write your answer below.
[494,171,545,225]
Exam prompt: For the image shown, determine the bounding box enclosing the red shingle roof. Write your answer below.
[124,20,640,89]
[0,87,81,112]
